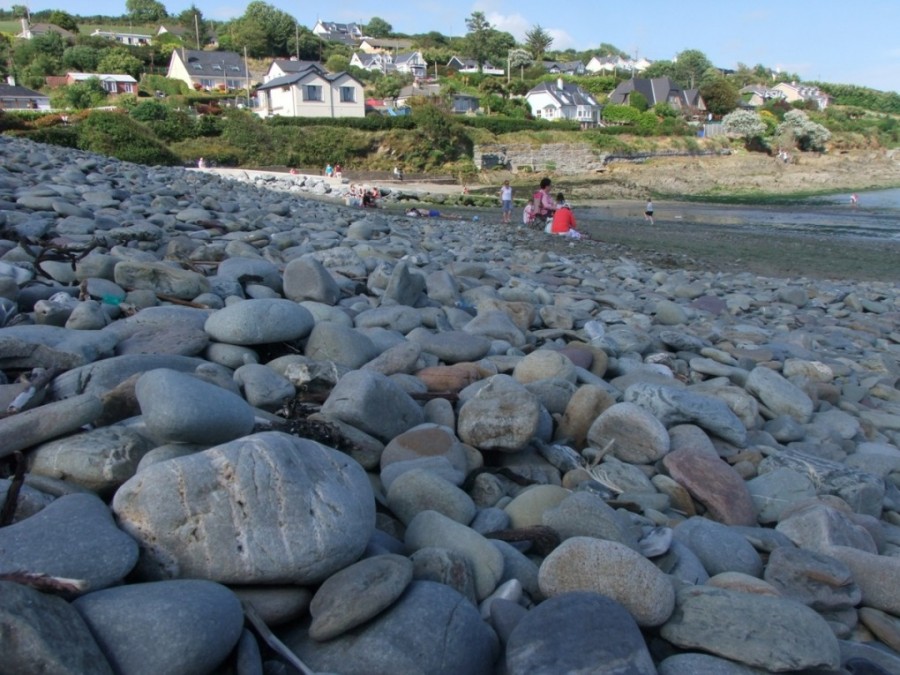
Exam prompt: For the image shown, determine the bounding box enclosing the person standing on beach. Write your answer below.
[499,180,513,224]
[644,198,654,225]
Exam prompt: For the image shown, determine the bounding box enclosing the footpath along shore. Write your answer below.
[2,134,900,673]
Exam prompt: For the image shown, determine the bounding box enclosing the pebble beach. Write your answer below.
[1,134,900,674]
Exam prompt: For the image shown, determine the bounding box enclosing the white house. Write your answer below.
[586,55,651,74]
[771,82,830,109]
[254,69,365,119]
[89,29,153,46]
[392,52,427,79]
[167,49,250,91]
[263,59,325,84]
[446,56,505,76]
[312,21,363,44]
[350,52,390,73]
[15,18,75,41]
[525,79,601,127]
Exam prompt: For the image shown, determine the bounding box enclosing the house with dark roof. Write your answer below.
[446,56,505,76]
[350,51,426,79]
[167,49,251,91]
[0,82,51,110]
[542,60,586,76]
[608,77,705,115]
[525,78,601,127]
[263,59,325,84]
[15,18,75,41]
[254,69,365,119]
[312,21,363,44]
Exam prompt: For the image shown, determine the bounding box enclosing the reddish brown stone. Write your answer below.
[662,447,758,526]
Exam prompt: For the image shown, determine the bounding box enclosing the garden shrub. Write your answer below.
[77,111,181,166]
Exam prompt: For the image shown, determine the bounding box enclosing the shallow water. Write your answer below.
[576,188,900,242]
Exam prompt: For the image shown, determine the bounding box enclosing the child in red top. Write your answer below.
[549,193,582,238]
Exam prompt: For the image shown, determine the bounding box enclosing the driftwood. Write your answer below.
[485,525,561,557]
[0,570,88,594]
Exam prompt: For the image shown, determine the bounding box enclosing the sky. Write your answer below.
[18,0,900,93]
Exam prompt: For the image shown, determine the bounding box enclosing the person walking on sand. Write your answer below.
[644,198,654,225]
[499,180,513,224]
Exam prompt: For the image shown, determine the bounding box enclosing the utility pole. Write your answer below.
[194,12,200,50]
[295,22,299,60]
[244,45,251,109]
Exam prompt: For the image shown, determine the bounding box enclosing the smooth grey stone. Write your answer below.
[232,586,312,627]
[205,342,259,368]
[542,491,641,550]
[0,392,104,458]
[283,255,340,304]
[465,310,527,347]
[135,368,255,445]
[285,581,497,675]
[321,369,425,443]
[305,321,380,368]
[355,305,423,334]
[0,580,113,675]
[457,374,542,452]
[763,546,861,611]
[102,305,212,357]
[408,328,492,364]
[113,432,374,584]
[0,477,55,523]
[216,256,283,294]
[235,628,264,675]
[409,546,478,603]
[204,298,314,345]
[491,539,542,601]
[73,579,243,675]
[136,443,205,472]
[506,592,656,675]
[233,363,295,411]
[386,468,476,526]
[746,467,817,523]
[309,554,414,641]
[382,259,425,306]
[673,517,764,578]
[0,324,118,370]
[660,585,841,672]
[745,365,814,423]
[27,425,154,496]
[114,260,210,300]
[658,653,769,674]
[0,493,139,594]
[50,353,216,399]
[406,510,504,601]
[624,381,748,448]
[654,540,711,585]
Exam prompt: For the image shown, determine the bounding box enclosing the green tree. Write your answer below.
[62,45,102,72]
[98,49,144,79]
[777,109,831,151]
[51,78,107,109]
[602,104,640,125]
[46,11,79,33]
[464,11,492,72]
[629,91,648,111]
[700,78,739,116]
[722,109,766,139]
[175,5,208,48]
[290,27,322,61]
[325,54,350,73]
[243,1,296,56]
[126,0,168,23]
[11,4,30,20]
[673,49,712,89]
[524,25,553,62]
[365,17,392,38]
[221,18,268,57]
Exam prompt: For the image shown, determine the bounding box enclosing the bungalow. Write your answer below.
[312,21,363,44]
[542,60,586,76]
[263,59,324,84]
[0,82,51,111]
[395,82,479,114]
[167,49,250,91]
[350,52,390,73]
[66,72,138,94]
[525,78,601,127]
[254,70,365,119]
[585,55,651,74]
[359,38,414,54]
[15,18,75,41]
[350,51,426,79]
[608,76,706,114]
[739,84,784,107]
[771,82,830,110]
[89,29,153,46]
[446,56,505,76]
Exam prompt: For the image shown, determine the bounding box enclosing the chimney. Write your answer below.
[20,17,28,33]
[7,75,15,86]
[557,77,564,90]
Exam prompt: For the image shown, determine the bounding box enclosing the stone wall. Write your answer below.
[473,143,606,175]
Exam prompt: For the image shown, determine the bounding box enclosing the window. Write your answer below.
[305,85,323,101]
[101,81,116,93]
[226,79,243,90]
[340,86,355,103]
[123,83,134,94]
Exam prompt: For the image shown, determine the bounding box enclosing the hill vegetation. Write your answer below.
[1,5,898,177]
